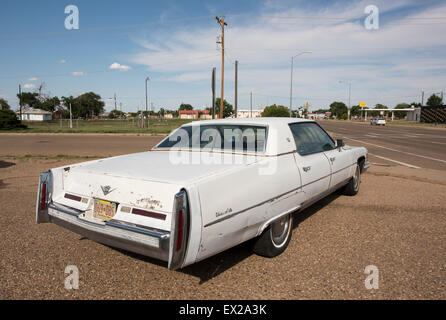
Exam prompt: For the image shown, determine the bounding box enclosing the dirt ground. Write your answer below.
[0,155,445,299]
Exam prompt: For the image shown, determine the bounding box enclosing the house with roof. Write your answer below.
[17,108,52,121]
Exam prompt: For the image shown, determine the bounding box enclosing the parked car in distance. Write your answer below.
[36,118,370,270]
[371,117,386,126]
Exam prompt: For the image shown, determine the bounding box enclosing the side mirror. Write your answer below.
[336,139,345,148]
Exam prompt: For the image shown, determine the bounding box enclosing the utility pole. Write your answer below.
[114,93,117,110]
[216,16,227,119]
[18,84,22,121]
[235,60,238,118]
[339,80,352,120]
[145,77,150,128]
[250,92,252,118]
[69,102,73,129]
[289,51,312,117]
[212,67,216,119]
[421,89,424,106]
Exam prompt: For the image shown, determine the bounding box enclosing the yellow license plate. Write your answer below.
[93,199,117,221]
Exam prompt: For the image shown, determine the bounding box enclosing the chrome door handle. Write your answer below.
[303,166,311,172]
[330,157,336,162]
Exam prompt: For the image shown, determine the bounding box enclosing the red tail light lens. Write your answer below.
[40,183,47,210]
[176,209,183,251]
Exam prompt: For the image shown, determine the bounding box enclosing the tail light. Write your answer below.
[168,190,189,270]
[36,171,52,223]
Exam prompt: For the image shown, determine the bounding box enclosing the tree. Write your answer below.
[426,94,443,107]
[329,101,348,119]
[179,103,193,111]
[214,98,234,118]
[312,108,329,114]
[39,96,60,112]
[394,103,410,119]
[62,92,105,118]
[0,98,11,110]
[350,105,362,117]
[371,104,387,117]
[108,110,125,119]
[0,109,26,129]
[261,104,290,117]
[17,92,40,109]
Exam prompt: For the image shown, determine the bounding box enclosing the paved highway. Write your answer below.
[319,120,446,171]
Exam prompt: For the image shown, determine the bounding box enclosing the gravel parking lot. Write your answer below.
[0,132,445,299]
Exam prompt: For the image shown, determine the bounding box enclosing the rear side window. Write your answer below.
[289,122,335,156]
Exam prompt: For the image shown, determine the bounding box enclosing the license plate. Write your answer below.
[93,199,117,221]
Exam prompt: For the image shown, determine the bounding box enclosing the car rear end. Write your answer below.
[36,164,191,270]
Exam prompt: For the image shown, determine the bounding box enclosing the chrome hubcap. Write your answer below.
[271,215,290,247]
[353,165,361,191]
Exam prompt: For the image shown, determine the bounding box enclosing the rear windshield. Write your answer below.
[156,124,268,153]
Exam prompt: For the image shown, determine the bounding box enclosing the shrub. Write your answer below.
[0,110,27,129]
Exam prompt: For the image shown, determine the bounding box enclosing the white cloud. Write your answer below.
[23,84,36,89]
[72,71,86,76]
[27,77,38,81]
[125,0,446,109]
[59,59,66,63]
[109,62,132,71]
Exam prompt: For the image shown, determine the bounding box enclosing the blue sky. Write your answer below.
[1,0,445,112]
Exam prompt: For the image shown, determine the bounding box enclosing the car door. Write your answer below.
[289,122,331,203]
[323,146,353,189]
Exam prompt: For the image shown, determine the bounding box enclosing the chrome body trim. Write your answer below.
[45,202,170,261]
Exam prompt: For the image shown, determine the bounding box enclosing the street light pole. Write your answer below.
[145,76,150,128]
[339,80,352,120]
[289,51,312,117]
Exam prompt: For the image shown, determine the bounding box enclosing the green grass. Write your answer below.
[2,118,195,134]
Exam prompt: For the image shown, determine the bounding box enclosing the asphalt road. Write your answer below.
[319,120,446,171]
[0,134,163,157]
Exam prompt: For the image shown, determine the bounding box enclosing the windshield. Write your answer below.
[156,124,268,153]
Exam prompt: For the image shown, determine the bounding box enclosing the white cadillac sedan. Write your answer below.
[36,118,369,270]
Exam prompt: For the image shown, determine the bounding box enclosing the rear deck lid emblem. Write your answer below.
[101,185,114,196]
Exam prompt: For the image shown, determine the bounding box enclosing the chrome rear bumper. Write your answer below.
[45,202,170,262]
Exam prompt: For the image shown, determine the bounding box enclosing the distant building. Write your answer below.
[17,108,52,121]
[307,112,330,120]
[236,110,262,118]
[164,113,174,119]
[179,110,211,119]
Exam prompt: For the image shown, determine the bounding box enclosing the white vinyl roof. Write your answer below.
[178,117,315,155]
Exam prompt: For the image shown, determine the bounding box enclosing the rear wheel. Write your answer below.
[343,164,361,196]
[253,214,293,258]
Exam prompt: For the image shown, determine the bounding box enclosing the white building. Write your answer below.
[18,108,52,121]
[236,110,262,118]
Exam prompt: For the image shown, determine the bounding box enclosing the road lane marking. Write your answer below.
[343,136,446,164]
[368,153,420,169]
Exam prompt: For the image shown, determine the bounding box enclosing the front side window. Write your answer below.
[289,122,335,156]
[156,124,268,153]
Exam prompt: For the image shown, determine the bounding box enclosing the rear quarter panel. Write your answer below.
[194,153,304,263]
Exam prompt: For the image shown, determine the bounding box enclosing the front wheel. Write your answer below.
[343,164,361,196]
[253,214,293,258]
